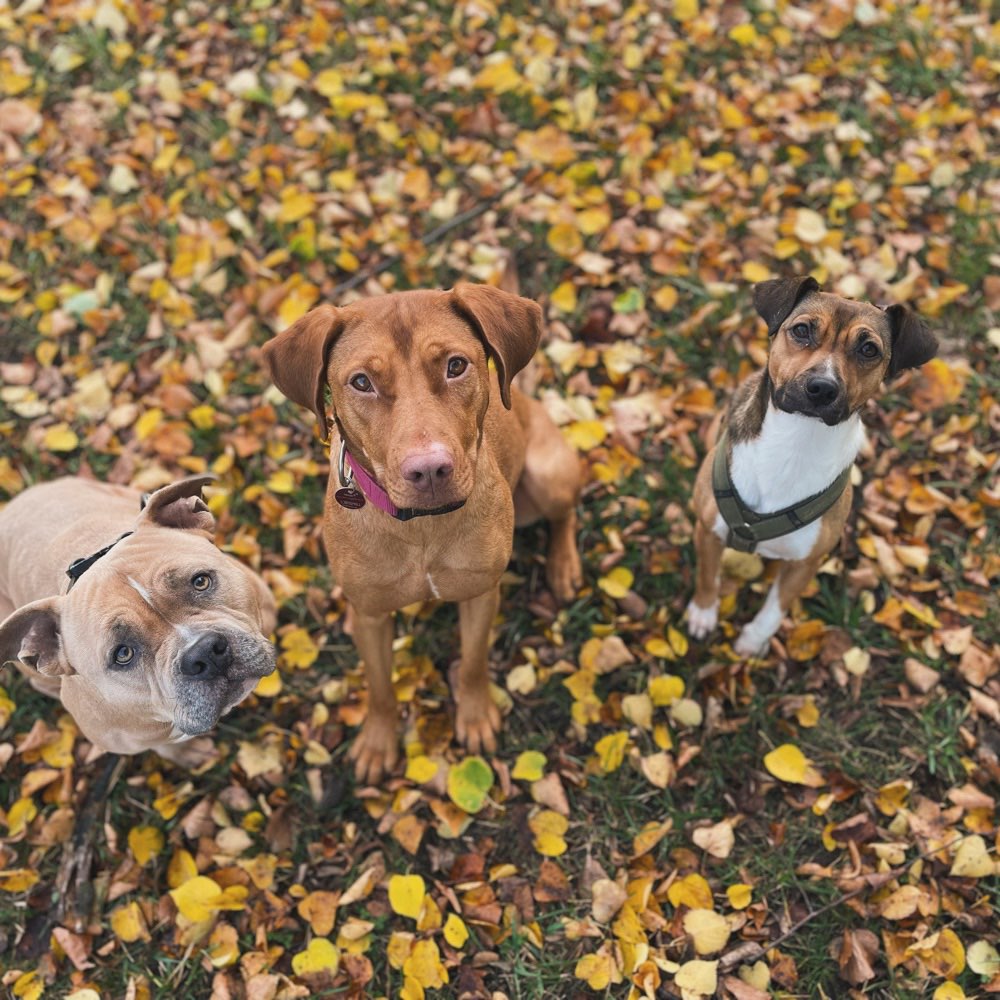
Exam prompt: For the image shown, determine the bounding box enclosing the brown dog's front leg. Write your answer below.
[349,608,399,783]
[687,519,725,639]
[454,587,502,754]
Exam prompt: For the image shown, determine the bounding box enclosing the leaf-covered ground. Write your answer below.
[1,1,998,998]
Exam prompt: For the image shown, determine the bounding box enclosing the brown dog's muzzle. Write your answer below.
[773,370,849,426]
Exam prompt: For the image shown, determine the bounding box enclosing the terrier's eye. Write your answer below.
[113,644,134,667]
[191,572,213,591]
[858,340,881,360]
[447,357,468,378]
[790,322,811,342]
[350,373,373,392]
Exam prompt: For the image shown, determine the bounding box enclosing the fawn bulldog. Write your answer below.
[263,284,583,782]
[0,476,277,766]
[686,276,938,656]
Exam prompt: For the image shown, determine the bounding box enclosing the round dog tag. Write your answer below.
[335,487,366,510]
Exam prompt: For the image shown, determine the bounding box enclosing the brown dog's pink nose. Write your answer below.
[401,446,454,492]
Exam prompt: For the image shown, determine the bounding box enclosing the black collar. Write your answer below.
[66,532,133,590]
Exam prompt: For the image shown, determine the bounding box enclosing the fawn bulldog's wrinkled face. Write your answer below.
[753,276,939,425]
[262,284,542,512]
[0,478,277,746]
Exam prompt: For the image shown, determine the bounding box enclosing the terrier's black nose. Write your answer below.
[180,632,232,680]
[805,375,840,407]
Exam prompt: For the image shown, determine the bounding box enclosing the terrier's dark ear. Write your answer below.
[752,276,821,336]
[261,304,345,433]
[450,283,543,409]
[0,598,73,677]
[139,475,216,535]
[884,304,938,379]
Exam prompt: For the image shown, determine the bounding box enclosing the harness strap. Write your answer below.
[712,430,851,553]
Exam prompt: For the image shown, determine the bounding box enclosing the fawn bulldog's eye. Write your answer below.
[349,373,373,393]
[446,357,468,378]
[191,572,213,592]
[112,644,135,668]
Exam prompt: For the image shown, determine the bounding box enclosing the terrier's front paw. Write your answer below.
[349,715,400,784]
[455,689,502,755]
[686,599,719,639]
[734,626,770,659]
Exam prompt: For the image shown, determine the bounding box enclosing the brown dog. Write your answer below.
[263,284,583,782]
[0,476,277,765]
[686,276,937,656]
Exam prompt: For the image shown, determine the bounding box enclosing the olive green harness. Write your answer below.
[711,429,852,554]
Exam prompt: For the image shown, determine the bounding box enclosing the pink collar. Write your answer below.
[335,443,466,522]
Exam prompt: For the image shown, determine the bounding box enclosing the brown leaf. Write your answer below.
[836,928,879,985]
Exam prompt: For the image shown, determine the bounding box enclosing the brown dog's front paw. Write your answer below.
[455,691,502,755]
[158,735,219,771]
[547,545,583,604]
[349,717,400,784]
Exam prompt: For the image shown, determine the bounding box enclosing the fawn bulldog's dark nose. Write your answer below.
[180,632,232,680]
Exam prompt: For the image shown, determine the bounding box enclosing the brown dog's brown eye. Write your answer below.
[858,341,880,360]
[790,323,811,342]
[192,572,213,591]
[447,357,468,378]
[350,374,373,392]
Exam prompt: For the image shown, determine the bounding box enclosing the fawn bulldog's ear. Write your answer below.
[262,304,345,433]
[752,275,821,336]
[450,283,543,409]
[138,475,216,535]
[884,304,938,379]
[0,597,73,677]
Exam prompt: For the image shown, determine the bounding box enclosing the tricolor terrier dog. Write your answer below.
[0,476,277,766]
[686,276,938,656]
[263,284,583,782]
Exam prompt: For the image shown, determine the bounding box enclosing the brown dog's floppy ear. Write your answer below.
[752,275,821,336]
[0,598,73,677]
[884,304,938,379]
[450,282,543,409]
[261,304,344,432]
[139,475,216,535]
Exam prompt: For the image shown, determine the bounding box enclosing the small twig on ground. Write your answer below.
[718,824,1000,972]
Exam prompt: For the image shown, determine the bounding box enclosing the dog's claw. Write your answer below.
[349,717,399,784]
[455,692,501,755]
[686,599,719,640]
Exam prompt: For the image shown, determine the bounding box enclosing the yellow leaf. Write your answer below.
[550,281,577,313]
[388,874,426,920]
[110,901,149,943]
[405,755,439,784]
[128,825,164,866]
[632,818,672,859]
[652,285,679,311]
[575,949,618,989]
[402,938,449,989]
[649,674,684,705]
[763,743,824,787]
[669,697,703,728]
[446,755,494,813]
[267,469,295,494]
[6,797,36,837]
[622,693,653,730]
[167,848,198,889]
[597,566,634,599]
[875,779,912,816]
[511,750,546,782]
[0,869,39,892]
[291,937,340,976]
[254,670,282,697]
[967,940,1000,976]
[674,959,718,996]
[950,835,997,877]
[683,908,731,955]
[933,983,966,1000]
[134,407,163,441]
[473,58,522,95]
[280,626,320,669]
[277,189,316,225]
[667,873,713,910]
[793,208,827,244]
[727,883,752,909]
[187,404,215,430]
[547,222,583,258]
[673,0,699,23]
[594,730,630,773]
[443,913,469,949]
[796,695,820,728]
[908,928,965,979]
[691,820,734,860]
[170,875,226,923]
[11,971,43,1000]
[529,809,568,857]
[577,206,611,235]
[729,22,758,46]
[742,261,771,283]
[43,423,79,452]
[564,418,607,451]
[667,626,689,658]
[314,68,343,97]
